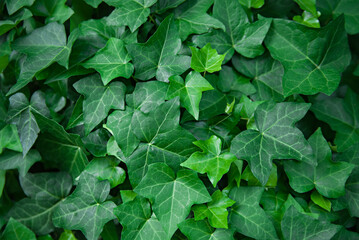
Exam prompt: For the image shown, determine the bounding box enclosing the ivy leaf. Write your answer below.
[166,71,214,120]
[230,102,314,185]
[284,128,354,198]
[174,0,225,40]
[7,91,50,156]
[1,218,36,240]
[181,135,237,187]
[192,190,235,228]
[106,81,168,157]
[106,0,158,32]
[30,0,74,24]
[82,38,134,85]
[126,14,190,82]
[154,0,185,13]
[5,0,35,15]
[265,16,350,96]
[281,206,341,239]
[52,172,116,240]
[239,0,264,8]
[190,43,225,73]
[8,172,72,235]
[229,186,278,239]
[0,9,32,35]
[194,0,271,59]
[0,150,41,177]
[114,196,167,240]
[83,0,102,8]
[73,74,126,135]
[311,88,359,152]
[310,191,331,211]
[126,98,197,187]
[134,163,211,238]
[178,219,234,240]
[0,125,22,154]
[80,157,126,188]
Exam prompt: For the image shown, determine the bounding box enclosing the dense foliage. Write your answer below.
[1,0,359,239]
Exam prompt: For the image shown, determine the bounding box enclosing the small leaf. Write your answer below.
[310,191,331,212]
[1,218,36,240]
[0,150,41,177]
[0,125,22,154]
[190,43,225,73]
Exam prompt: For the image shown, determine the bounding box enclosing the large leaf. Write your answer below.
[134,163,211,238]
[284,128,354,198]
[5,0,35,15]
[73,74,126,134]
[126,14,190,82]
[52,172,116,240]
[265,16,350,96]
[230,102,314,185]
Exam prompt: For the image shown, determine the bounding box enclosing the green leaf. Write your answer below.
[30,0,74,24]
[281,206,341,239]
[284,128,354,198]
[66,96,84,130]
[5,0,35,15]
[81,157,126,188]
[59,230,77,240]
[194,0,271,59]
[82,38,134,85]
[166,71,214,120]
[181,135,237,186]
[83,0,102,8]
[311,89,359,152]
[230,102,314,185]
[190,43,225,73]
[73,74,126,135]
[1,218,36,240]
[265,16,350,96]
[8,172,72,235]
[174,0,225,40]
[239,0,265,8]
[52,172,116,240]
[134,163,211,238]
[154,0,186,13]
[229,186,278,239]
[114,196,167,240]
[0,9,32,35]
[310,191,332,212]
[7,91,50,156]
[82,129,108,157]
[0,150,41,177]
[178,219,234,240]
[0,125,22,154]
[242,163,278,187]
[126,14,190,82]
[294,0,317,15]
[192,190,235,228]
[106,0,157,32]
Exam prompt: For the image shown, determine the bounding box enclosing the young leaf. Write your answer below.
[178,219,234,240]
[82,38,134,85]
[190,43,225,73]
[230,102,314,185]
[1,218,36,240]
[134,163,211,238]
[284,128,354,198]
[126,14,190,82]
[229,187,278,239]
[73,74,126,135]
[166,71,214,120]
[0,125,22,154]
[192,190,235,228]
[181,135,237,187]
[310,191,331,212]
[265,16,350,96]
[52,172,116,240]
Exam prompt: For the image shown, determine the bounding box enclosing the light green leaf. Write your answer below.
[73,74,126,135]
[82,38,134,85]
[134,163,211,238]
[1,218,36,240]
[126,14,190,82]
[190,43,225,73]
[83,0,102,8]
[294,0,318,15]
[192,190,235,228]
[242,163,278,187]
[230,102,314,185]
[311,191,331,212]
[114,196,167,240]
[5,0,35,15]
[59,230,77,240]
[0,150,41,177]
[106,0,157,32]
[178,219,234,240]
[181,135,237,186]
[265,16,350,96]
[30,0,74,24]
[281,206,341,240]
[0,125,22,154]
[174,0,225,40]
[52,172,116,240]
[229,187,278,239]
[0,9,32,35]
[7,91,50,156]
[284,128,354,198]
[81,157,125,188]
[166,71,214,120]
[239,0,265,8]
